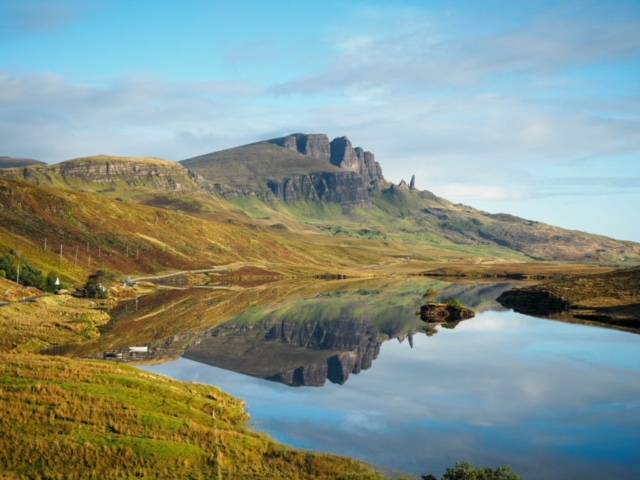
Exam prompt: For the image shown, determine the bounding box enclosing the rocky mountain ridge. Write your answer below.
[183,133,386,205]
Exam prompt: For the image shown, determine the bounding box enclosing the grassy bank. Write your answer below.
[0,353,383,479]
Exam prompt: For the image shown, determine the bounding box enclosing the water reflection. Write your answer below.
[182,279,500,386]
[146,309,640,479]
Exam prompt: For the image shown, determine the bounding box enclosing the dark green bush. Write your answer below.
[440,462,520,480]
[0,251,45,289]
[83,270,117,299]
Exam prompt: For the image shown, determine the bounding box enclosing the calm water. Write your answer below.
[143,281,640,479]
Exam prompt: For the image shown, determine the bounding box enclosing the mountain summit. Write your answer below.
[182,133,385,204]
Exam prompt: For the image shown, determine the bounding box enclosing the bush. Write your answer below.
[441,462,520,480]
[0,269,5,278]
[83,270,117,299]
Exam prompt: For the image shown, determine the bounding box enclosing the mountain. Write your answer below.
[181,133,640,264]
[181,133,385,204]
[1,132,639,274]
[0,156,45,169]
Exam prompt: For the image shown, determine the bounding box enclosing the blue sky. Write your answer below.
[1,0,639,241]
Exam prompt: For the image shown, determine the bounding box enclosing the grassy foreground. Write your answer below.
[0,353,383,480]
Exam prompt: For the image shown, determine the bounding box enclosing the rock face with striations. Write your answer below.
[266,171,371,204]
[0,155,202,193]
[262,133,385,204]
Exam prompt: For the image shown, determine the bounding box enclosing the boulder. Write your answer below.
[419,302,475,323]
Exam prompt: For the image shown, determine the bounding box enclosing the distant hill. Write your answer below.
[0,156,45,169]
[0,155,202,196]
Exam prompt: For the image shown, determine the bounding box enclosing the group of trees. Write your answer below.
[0,251,62,293]
[0,251,118,298]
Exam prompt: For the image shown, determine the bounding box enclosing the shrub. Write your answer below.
[83,269,117,299]
[0,269,5,278]
[441,462,520,480]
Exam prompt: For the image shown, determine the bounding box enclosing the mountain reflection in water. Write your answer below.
[183,280,514,386]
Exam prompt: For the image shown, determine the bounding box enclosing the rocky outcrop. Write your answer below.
[266,171,370,204]
[419,303,475,323]
[267,133,385,202]
[0,155,202,193]
[270,133,331,163]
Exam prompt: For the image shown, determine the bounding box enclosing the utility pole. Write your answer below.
[74,246,79,266]
[44,238,47,251]
[59,244,63,265]
[16,253,20,285]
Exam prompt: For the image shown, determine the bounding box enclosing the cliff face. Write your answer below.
[0,155,202,193]
[269,133,385,196]
[266,171,370,204]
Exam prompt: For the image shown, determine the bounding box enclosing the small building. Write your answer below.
[128,346,149,354]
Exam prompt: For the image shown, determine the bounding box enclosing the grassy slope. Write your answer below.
[0,353,383,480]
[181,142,342,186]
[227,186,640,265]
[0,177,423,284]
[0,294,111,353]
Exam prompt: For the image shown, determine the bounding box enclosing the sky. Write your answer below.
[1,0,639,241]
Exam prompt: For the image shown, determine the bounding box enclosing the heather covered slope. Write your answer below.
[0,176,473,285]
[0,353,383,479]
